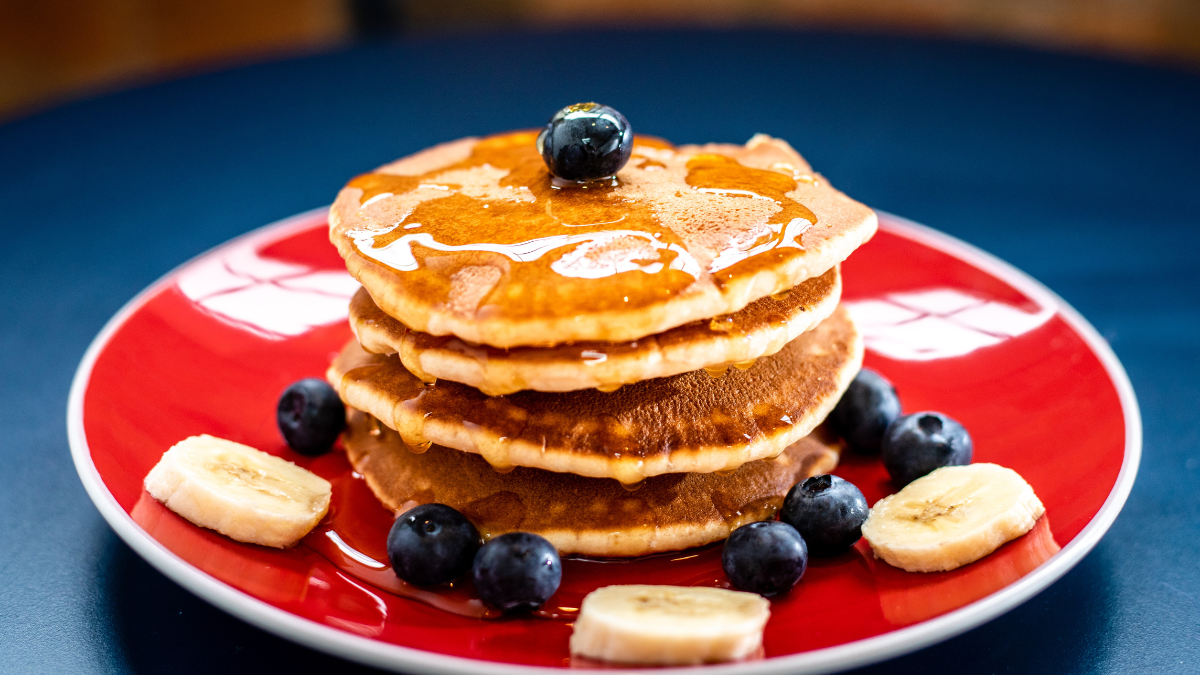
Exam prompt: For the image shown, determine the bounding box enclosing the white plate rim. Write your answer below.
[67,208,1142,675]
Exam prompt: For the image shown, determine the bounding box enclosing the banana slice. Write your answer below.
[144,435,332,549]
[569,585,770,665]
[861,463,1045,573]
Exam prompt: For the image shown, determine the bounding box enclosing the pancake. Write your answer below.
[327,306,862,484]
[343,409,841,557]
[329,131,876,348]
[350,266,841,396]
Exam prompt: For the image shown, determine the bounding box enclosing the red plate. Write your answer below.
[68,210,1140,674]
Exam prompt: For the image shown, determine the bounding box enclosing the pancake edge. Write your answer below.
[327,311,864,483]
[352,267,842,395]
[343,411,841,557]
[327,134,877,348]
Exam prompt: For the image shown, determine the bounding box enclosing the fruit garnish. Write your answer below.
[829,368,901,453]
[471,532,562,612]
[276,378,345,456]
[143,435,331,548]
[780,474,869,557]
[861,463,1045,573]
[387,503,481,586]
[721,520,808,596]
[536,102,633,181]
[882,411,972,486]
[569,585,770,665]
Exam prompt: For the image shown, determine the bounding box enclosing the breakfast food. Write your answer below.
[343,408,839,556]
[569,585,770,665]
[829,369,901,454]
[721,520,809,596]
[779,474,870,557]
[323,102,879,579]
[472,532,563,612]
[882,411,973,486]
[348,266,842,396]
[125,102,1063,667]
[311,101,1055,641]
[276,378,345,455]
[538,103,633,181]
[387,503,481,586]
[330,306,861,483]
[327,131,877,348]
[861,463,1045,572]
[143,435,331,548]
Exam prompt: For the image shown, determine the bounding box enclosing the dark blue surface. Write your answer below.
[1,30,1197,674]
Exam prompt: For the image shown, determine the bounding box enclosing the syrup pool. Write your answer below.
[300,450,732,621]
[298,445,1060,627]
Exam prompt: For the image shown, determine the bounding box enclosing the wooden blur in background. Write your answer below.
[3,0,1199,121]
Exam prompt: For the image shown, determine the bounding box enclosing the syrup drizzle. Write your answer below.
[334,304,856,485]
[684,154,817,282]
[340,131,819,325]
[348,264,838,398]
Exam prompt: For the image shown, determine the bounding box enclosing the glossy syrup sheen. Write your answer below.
[357,269,834,363]
[329,309,858,478]
[347,267,839,398]
[335,407,839,557]
[684,154,816,282]
[342,131,818,322]
[302,463,738,622]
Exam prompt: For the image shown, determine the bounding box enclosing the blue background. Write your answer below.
[1,30,1197,673]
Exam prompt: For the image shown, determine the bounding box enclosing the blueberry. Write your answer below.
[537,103,633,181]
[779,475,869,557]
[276,378,345,455]
[472,532,562,612]
[829,369,901,453]
[387,503,481,586]
[882,412,973,487]
[721,521,808,596]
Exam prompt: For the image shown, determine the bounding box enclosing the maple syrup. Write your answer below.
[302,463,733,621]
[338,131,821,343]
[331,304,857,481]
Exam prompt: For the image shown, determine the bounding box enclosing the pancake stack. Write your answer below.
[326,131,876,557]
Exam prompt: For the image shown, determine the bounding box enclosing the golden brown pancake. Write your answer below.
[327,306,862,484]
[343,409,841,557]
[329,131,876,348]
[350,266,841,396]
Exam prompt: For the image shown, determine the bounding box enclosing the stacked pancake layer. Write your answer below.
[327,131,875,556]
[343,409,840,557]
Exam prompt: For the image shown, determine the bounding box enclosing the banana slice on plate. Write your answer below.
[861,463,1045,573]
[144,435,332,549]
[569,585,770,665]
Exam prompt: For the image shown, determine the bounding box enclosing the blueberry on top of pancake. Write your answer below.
[329,131,875,348]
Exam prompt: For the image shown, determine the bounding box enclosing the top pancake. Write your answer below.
[329,131,876,348]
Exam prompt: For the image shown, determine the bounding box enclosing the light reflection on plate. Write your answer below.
[845,288,1055,361]
[177,234,359,338]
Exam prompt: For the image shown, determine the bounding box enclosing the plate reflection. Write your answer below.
[845,288,1054,361]
[177,237,359,338]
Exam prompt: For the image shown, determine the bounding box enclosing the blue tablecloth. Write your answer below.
[2,30,1196,673]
